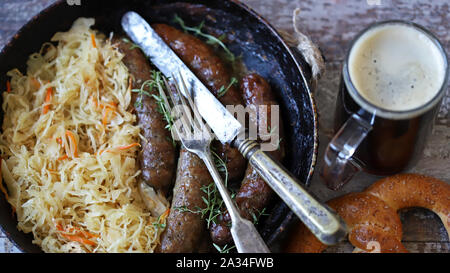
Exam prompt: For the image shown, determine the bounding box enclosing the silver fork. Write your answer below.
[159,73,270,253]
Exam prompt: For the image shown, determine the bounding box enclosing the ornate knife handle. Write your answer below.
[234,138,348,246]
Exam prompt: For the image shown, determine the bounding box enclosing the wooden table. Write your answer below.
[0,0,448,253]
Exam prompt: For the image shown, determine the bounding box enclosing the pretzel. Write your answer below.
[284,174,450,253]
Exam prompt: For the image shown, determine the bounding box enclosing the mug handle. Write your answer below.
[321,113,373,190]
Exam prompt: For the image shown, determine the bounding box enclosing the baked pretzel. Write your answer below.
[284,174,450,253]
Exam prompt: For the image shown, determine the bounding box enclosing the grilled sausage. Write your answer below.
[157,149,212,253]
[152,24,246,182]
[114,37,176,195]
[210,73,285,245]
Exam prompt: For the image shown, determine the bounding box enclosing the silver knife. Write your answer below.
[121,11,348,246]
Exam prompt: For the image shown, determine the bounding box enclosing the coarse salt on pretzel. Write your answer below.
[283,174,450,253]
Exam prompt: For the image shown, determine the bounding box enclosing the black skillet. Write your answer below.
[0,0,318,253]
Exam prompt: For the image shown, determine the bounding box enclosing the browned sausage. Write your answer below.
[157,149,212,253]
[210,73,285,245]
[152,24,246,183]
[114,37,176,195]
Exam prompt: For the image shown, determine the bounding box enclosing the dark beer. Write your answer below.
[323,21,448,188]
[334,79,438,175]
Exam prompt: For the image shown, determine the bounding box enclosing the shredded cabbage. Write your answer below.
[0,18,167,253]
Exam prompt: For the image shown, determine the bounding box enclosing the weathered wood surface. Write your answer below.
[0,0,448,253]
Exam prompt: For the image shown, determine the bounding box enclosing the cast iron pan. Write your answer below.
[0,0,318,253]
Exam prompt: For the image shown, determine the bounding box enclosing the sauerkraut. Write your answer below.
[0,18,168,253]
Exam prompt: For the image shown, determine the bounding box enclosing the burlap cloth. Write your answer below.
[279,8,326,92]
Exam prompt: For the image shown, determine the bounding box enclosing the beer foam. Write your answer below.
[349,23,446,112]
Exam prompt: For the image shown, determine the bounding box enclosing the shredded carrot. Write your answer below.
[58,155,68,161]
[99,101,117,110]
[61,233,97,246]
[127,77,133,92]
[66,130,78,158]
[91,96,118,113]
[57,223,99,238]
[161,208,170,221]
[71,227,99,239]
[55,223,99,246]
[91,33,97,48]
[116,143,141,150]
[55,223,64,232]
[6,80,11,93]
[91,95,98,108]
[98,143,141,155]
[42,87,53,114]
[56,137,63,145]
[102,107,113,126]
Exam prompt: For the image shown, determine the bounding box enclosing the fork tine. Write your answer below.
[173,74,200,130]
[171,75,197,139]
[177,71,211,139]
[160,77,183,141]
[157,75,172,116]
[177,72,202,129]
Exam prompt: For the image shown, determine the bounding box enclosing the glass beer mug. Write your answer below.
[322,20,449,190]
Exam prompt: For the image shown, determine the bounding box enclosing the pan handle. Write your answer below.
[234,138,348,246]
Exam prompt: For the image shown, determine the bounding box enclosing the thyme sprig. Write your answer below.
[131,71,176,146]
[153,74,175,132]
[251,207,269,225]
[152,214,167,230]
[131,70,161,108]
[174,182,224,228]
[131,80,152,108]
[173,14,236,63]
[122,38,142,50]
[213,243,236,253]
[217,77,238,98]
[174,152,230,228]
[211,150,228,185]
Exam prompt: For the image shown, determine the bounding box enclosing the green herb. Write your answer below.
[131,71,176,146]
[202,183,226,228]
[122,38,142,50]
[173,183,224,228]
[173,205,202,215]
[131,79,153,108]
[173,153,230,228]
[153,83,173,129]
[251,207,269,225]
[230,190,237,200]
[268,126,277,135]
[213,243,236,253]
[217,77,238,98]
[261,125,278,140]
[211,150,229,186]
[152,213,167,230]
[152,93,174,130]
[131,70,163,108]
[173,15,236,63]
[276,138,283,150]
